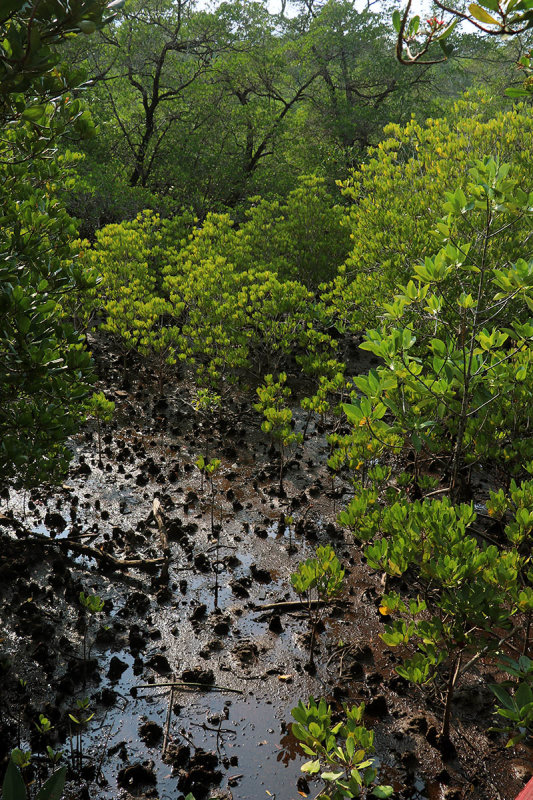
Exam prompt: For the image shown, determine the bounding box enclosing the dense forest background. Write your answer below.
[3,0,533,490]
[62,0,531,234]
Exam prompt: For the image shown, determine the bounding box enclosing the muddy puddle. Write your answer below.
[0,364,529,800]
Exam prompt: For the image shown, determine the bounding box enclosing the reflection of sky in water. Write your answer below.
[87,652,307,800]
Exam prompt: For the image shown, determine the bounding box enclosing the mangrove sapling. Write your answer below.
[278,512,297,554]
[291,545,344,672]
[33,716,53,773]
[195,457,221,535]
[344,159,533,501]
[195,455,206,493]
[78,592,104,686]
[68,698,94,773]
[345,493,531,742]
[254,373,303,494]
[196,457,222,607]
[32,717,63,796]
[286,514,295,555]
[301,371,347,440]
[291,698,393,799]
[86,392,115,466]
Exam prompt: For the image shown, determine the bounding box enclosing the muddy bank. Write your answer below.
[0,349,530,800]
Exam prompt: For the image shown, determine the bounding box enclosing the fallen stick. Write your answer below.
[136,681,243,694]
[152,498,170,584]
[34,533,165,569]
[152,498,170,556]
[162,685,173,757]
[253,599,349,613]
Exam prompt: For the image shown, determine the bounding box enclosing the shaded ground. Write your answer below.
[0,339,532,800]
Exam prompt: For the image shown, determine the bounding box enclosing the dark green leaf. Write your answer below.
[2,759,27,800]
[36,767,67,800]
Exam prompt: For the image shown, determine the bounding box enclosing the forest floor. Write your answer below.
[0,335,532,800]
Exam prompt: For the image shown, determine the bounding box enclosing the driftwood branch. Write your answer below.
[15,529,166,570]
[152,498,169,554]
[253,599,349,614]
[49,538,165,569]
[137,681,243,694]
[152,498,170,584]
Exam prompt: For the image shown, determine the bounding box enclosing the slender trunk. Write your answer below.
[309,619,316,668]
[69,723,75,770]
[130,107,154,187]
[97,418,102,463]
[302,408,313,440]
[82,627,87,688]
[450,398,469,502]
[210,478,215,536]
[441,654,461,741]
[212,477,220,610]
[524,610,532,657]
[451,201,491,501]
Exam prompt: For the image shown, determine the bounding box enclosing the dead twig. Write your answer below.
[162,685,173,757]
[253,599,348,614]
[42,537,166,569]
[152,498,170,585]
[136,681,243,694]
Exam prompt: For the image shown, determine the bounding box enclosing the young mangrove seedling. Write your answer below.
[34,714,53,768]
[68,698,94,773]
[196,456,223,608]
[78,591,104,686]
[285,514,295,554]
[86,392,115,466]
[254,373,303,495]
[291,697,393,799]
[291,545,344,672]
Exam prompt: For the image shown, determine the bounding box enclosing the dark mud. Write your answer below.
[0,341,531,800]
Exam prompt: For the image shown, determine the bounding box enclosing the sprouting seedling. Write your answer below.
[46,745,62,765]
[34,714,53,736]
[86,391,115,465]
[254,373,303,495]
[10,748,32,770]
[197,456,223,608]
[206,459,221,537]
[79,592,104,615]
[291,545,344,672]
[195,454,206,492]
[34,714,62,783]
[285,514,296,555]
[78,591,104,685]
[69,698,94,772]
